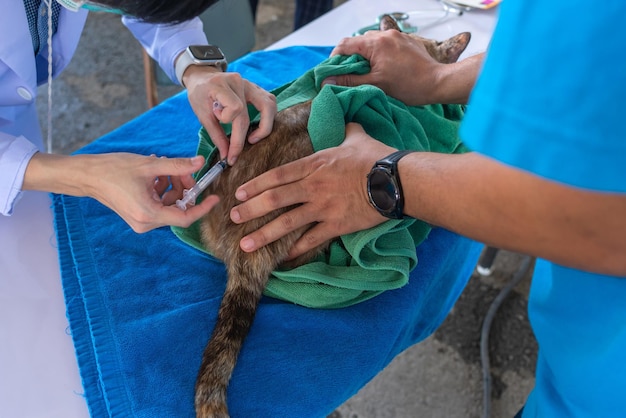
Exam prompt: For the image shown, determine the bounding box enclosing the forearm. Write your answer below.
[399,151,626,276]
[22,152,95,197]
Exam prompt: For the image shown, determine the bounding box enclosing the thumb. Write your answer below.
[322,73,371,88]
[343,122,367,143]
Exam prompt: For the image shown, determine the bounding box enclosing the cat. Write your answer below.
[193,15,471,418]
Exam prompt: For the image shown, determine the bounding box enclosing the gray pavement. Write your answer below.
[39,2,537,417]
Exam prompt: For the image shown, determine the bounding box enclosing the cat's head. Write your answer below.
[378,14,471,64]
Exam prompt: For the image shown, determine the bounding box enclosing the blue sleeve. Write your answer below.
[460,0,626,193]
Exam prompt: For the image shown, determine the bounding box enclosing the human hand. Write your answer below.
[230,123,396,259]
[87,154,220,233]
[24,152,219,233]
[183,66,277,165]
[325,30,444,106]
[327,29,481,105]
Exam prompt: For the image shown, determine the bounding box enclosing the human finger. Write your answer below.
[286,222,338,260]
[147,156,205,206]
[209,83,249,164]
[145,193,220,231]
[233,155,312,203]
[160,174,186,206]
[245,84,277,144]
[200,112,230,160]
[154,174,170,196]
[330,32,377,57]
[322,73,374,88]
[173,194,220,226]
[178,169,199,190]
[226,109,250,166]
[238,204,318,253]
[153,155,182,198]
[230,177,310,224]
[194,81,247,162]
[331,36,365,57]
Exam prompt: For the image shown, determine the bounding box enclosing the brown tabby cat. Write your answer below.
[193,15,471,418]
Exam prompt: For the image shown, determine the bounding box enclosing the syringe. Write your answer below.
[176,158,228,211]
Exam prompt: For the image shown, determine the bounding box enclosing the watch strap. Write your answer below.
[377,150,414,166]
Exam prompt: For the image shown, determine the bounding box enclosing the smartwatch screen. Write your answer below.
[189,45,224,60]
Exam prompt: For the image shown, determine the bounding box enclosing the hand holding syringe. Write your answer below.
[176,158,228,211]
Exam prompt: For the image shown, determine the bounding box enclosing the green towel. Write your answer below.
[172,54,467,309]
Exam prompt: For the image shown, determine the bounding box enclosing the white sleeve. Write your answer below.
[122,16,209,84]
[0,133,39,216]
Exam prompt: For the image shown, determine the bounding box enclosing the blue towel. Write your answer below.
[52,46,483,417]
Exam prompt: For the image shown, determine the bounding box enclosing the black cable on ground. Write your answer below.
[480,255,533,418]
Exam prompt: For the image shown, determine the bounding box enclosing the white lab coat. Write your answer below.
[0,9,95,416]
[0,5,208,417]
[0,3,207,215]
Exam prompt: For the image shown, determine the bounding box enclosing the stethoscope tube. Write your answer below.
[352,0,471,36]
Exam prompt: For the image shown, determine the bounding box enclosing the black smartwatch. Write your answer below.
[366,150,414,219]
[175,45,228,86]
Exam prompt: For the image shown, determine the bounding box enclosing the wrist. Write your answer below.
[175,45,227,87]
[24,153,93,197]
[430,63,464,104]
[180,64,222,88]
[433,54,483,104]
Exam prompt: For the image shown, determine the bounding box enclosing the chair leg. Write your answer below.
[476,246,500,276]
[142,50,159,108]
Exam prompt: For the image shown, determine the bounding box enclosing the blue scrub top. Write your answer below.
[461,1,626,417]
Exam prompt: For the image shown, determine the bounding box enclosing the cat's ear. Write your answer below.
[378,14,401,32]
[436,32,471,63]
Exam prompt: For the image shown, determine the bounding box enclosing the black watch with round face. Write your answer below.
[366,150,414,219]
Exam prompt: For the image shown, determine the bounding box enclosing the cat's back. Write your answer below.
[199,100,316,265]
